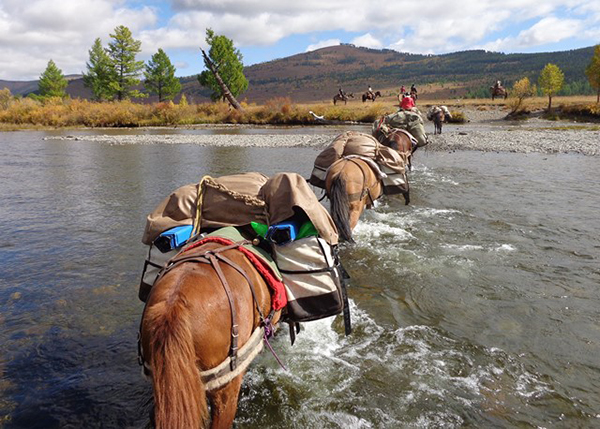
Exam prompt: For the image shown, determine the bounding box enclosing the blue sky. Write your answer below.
[1,0,599,80]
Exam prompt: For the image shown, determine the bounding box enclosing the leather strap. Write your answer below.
[140,240,264,372]
[207,252,239,370]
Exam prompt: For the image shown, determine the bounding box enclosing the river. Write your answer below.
[0,128,599,428]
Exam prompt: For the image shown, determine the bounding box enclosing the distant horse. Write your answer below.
[490,86,508,100]
[362,90,381,102]
[325,157,383,242]
[333,92,354,105]
[427,106,453,135]
[374,127,416,171]
[139,239,281,428]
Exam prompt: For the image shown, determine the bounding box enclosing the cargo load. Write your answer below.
[309,131,409,196]
[373,110,429,147]
[139,172,349,329]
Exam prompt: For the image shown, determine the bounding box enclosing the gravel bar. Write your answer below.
[44,107,600,156]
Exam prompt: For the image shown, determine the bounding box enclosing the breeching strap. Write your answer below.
[150,240,266,371]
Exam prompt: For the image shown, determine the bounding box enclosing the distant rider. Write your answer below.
[338,87,346,98]
[400,92,415,110]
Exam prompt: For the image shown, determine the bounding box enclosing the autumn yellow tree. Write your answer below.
[538,63,564,110]
[509,77,536,114]
[585,45,600,103]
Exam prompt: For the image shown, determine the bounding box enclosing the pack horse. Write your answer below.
[139,237,282,428]
[138,172,350,428]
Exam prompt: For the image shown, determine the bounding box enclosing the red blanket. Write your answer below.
[183,236,287,310]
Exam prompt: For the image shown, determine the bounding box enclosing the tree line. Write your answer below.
[33,26,248,106]
[495,48,600,115]
[25,29,600,107]
[463,45,600,105]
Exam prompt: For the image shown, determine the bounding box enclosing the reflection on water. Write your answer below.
[0,130,599,428]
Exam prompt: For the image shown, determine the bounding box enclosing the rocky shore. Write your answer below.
[426,128,600,156]
[45,107,599,156]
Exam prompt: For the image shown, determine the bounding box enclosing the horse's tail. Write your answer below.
[144,298,208,429]
[330,175,354,242]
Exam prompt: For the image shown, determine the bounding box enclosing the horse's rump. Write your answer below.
[140,237,276,428]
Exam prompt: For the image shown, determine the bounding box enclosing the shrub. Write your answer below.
[508,77,536,115]
[448,110,466,123]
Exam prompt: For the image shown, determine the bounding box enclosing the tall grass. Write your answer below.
[0,94,598,129]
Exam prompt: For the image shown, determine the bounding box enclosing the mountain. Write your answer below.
[1,44,595,103]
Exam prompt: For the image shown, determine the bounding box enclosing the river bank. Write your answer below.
[43,106,600,156]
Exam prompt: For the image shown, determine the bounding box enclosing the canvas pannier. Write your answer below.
[272,236,346,322]
[139,243,180,302]
[374,110,428,147]
[142,172,268,246]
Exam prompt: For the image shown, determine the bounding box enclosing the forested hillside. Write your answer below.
[178,44,597,103]
[2,44,596,103]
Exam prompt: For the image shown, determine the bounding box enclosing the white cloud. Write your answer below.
[306,39,341,52]
[516,16,582,47]
[352,33,382,49]
[0,0,157,80]
[1,0,599,80]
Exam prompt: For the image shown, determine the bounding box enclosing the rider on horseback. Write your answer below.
[339,87,346,98]
[368,85,374,99]
[400,92,415,110]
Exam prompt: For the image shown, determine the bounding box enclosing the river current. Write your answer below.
[0,129,598,428]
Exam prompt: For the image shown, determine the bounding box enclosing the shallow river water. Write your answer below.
[0,129,599,428]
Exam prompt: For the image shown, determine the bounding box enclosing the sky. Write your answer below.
[1,0,599,81]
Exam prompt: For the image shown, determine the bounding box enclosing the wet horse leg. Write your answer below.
[208,373,245,428]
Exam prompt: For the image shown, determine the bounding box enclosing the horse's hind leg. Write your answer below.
[208,373,245,428]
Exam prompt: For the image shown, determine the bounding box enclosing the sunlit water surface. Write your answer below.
[0,129,599,428]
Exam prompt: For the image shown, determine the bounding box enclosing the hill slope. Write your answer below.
[2,45,595,103]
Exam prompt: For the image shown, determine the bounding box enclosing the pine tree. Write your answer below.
[107,25,144,100]
[585,45,600,103]
[538,63,564,110]
[144,48,181,102]
[38,60,68,98]
[198,28,248,107]
[83,38,115,101]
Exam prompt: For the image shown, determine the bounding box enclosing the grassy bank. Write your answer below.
[0,95,598,129]
[0,96,391,129]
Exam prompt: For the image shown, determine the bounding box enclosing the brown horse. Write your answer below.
[490,86,508,100]
[362,90,381,102]
[373,126,416,171]
[333,92,354,105]
[325,157,383,242]
[139,239,281,428]
[427,107,445,135]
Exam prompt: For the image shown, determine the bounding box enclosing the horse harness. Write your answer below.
[138,240,278,391]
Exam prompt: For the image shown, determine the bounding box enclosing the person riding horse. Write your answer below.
[410,84,418,101]
[400,93,415,110]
